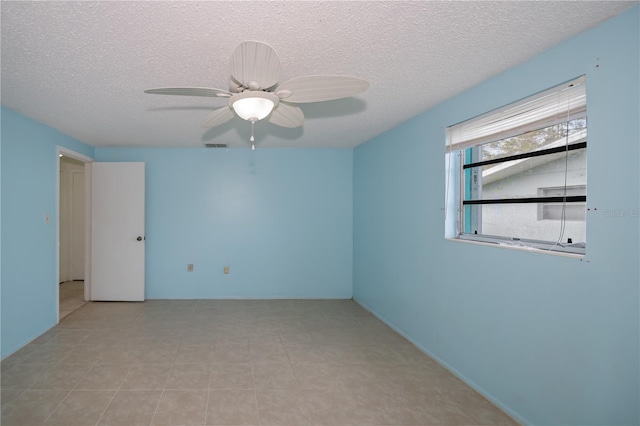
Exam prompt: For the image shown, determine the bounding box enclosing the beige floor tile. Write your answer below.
[0,363,49,389]
[82,331,129,346]
[255,389,309,424]
[176,344,216,363]
[58,344,104,364]
[214,334,249,346]
[291,363,345,390]
[120,363,171,390]
[1,359,21,374]
[1,389,69,426]
[30,363,92,390]
[57,318,103,330]
[180,332,216,345]
[96,345,144,364]
[278,330,315,346]
[361,345,408,364]
[1,389,26,409]
[214,343,251,363]
[206,389,258,425]
[321,344,369,364]
[362,387,428,424]
[353,362,401,387]
[31,330,62,345]
[152,390,207,425]
[137,344,180,363]
[165,363,211,389]
[247,331,281,346]
[195,300,220,310]
[1,300,517,426]
[98,316,137,330]
[210,363,254,389]
[284,344,327,363]
[249,342,288,363]
[75,364,132,390]
[44,390,115,425]
[215,315,249,327]
[384,388,476,425]
[304,389,384,424]
[44,329,92,345]
[21,344,75,364]
[420,403,477,425]
[98,390,162,426]
[251,363,298,389]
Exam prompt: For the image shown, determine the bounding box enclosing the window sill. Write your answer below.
[445,237,585,259]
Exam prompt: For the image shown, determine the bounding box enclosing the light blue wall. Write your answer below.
[353,6,639,426]
[1,107,94,358]
[94,148,353,300]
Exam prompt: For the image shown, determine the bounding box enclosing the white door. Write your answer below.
[90,162,145,301]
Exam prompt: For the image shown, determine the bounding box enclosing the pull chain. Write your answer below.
[250,119,256,151]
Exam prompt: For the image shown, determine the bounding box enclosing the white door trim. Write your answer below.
[56,146,94,324]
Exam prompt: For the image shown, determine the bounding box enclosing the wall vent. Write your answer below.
[204,143,228,148]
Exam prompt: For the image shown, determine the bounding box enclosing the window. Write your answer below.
[445,77,587,254]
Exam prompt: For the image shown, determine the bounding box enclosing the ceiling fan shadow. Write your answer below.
[201,117,241,141]
[146,106,220,112]
[300,98,367,119]
[259,122,304,141]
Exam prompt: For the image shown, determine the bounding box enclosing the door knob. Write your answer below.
[136,236,143,241]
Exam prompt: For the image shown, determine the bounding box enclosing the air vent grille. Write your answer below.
[204,143,228,148]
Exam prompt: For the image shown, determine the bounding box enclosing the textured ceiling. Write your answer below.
[1,1,635,149]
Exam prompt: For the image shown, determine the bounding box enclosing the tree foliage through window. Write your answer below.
[481,119,587,162]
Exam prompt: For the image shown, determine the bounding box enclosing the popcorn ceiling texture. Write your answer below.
[0,1,634,149]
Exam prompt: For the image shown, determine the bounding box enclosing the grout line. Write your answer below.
[250,360,261,423]
[204,360,212,426]
[40,388,73,425]
[93,389,119,425]
[93,348,133,426]
[148,359,173,425]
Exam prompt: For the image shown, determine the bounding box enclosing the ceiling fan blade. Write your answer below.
[275,75,369,103]
[268,103,304,128]
[230,41,281,90]
[145,87,232,98]
[202,107,235,128]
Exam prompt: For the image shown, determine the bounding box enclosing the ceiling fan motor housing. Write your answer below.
[229,91,280,121]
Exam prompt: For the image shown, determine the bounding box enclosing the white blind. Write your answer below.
[447,76,586,152]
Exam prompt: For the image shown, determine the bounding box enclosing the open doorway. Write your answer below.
[57,147,93,321]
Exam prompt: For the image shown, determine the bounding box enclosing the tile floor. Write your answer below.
[59,281,86,319]
[1,299,518,426]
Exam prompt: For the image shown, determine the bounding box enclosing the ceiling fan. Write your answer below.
[145,41,369,149]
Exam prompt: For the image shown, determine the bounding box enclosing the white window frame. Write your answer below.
[445,77,587,255]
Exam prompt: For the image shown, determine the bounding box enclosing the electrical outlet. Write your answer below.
[224,266,229,275]
[187,264,194,272]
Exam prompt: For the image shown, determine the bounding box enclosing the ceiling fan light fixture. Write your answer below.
[229,91,279,121]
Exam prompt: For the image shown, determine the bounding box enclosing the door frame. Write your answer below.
[56,146,93,323]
